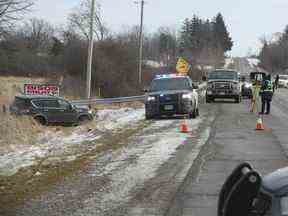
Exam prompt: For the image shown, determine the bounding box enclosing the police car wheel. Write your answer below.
[145,112,153,120]
[206,97,212,103]
[189,108,197,119]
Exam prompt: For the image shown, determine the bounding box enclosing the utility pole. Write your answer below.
[86,0,96,99]
[135,0,145,85]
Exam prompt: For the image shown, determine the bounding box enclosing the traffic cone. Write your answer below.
[180,118,189,133]
[255,117,264,130]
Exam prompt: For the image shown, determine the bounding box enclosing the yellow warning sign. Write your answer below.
[176,57,190,75]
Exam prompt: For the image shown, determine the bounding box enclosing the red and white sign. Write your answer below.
[24,84,59,96]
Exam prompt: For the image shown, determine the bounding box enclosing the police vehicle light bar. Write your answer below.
[155,74,185,79]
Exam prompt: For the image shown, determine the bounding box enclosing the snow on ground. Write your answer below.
[247,58,260,69]
[224,58,234,69]
[75,117,208,215]
[0,107,145,177]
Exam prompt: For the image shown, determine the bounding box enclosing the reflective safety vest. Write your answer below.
[261,80,273,92]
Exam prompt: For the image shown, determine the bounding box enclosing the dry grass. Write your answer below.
[0,113,42,153]
[0,76,47,109]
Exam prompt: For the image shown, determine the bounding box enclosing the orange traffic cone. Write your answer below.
[180,118,189,133]
[255,117,264,130]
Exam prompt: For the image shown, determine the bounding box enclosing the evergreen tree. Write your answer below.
[180,18,191,49]
[213,13,233,52]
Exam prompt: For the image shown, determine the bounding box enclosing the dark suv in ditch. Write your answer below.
[10,95,93,125]
[145,74,199,119]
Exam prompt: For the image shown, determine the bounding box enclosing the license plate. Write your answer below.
[219,92,226,95]
[164,105,174,111]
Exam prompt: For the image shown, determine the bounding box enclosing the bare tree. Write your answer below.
[19,18,54,52]
[68,0,108,41]
[0,0,34,34]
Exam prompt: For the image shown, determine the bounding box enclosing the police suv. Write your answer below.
[144,74,199,119]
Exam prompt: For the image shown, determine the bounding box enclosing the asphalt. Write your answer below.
[167,90,288,216]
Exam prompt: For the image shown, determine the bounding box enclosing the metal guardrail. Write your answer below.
[72,95,145,105]
[72,82,207,105]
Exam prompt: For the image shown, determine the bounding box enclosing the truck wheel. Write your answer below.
[196,108,200,116]
[235,96,241,103]
[34,116,47,125]
[189,108,197,119]
[145,112,153,120]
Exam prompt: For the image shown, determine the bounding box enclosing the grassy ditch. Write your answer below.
[0,119,150,212]
[0,113,42,153]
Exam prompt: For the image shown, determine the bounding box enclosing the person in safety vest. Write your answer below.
[259,74,273,115]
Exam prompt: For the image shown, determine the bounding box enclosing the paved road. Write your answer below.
[167,89,288,216]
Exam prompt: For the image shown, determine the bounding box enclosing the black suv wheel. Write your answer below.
[145,112,153,120]
[34,116,47,125]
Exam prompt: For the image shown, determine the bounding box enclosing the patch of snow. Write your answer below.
[0,107,145,177]
[143,60,164,68]
[247,58,260,69]
[76,117,204,214]
[224,58,234,69]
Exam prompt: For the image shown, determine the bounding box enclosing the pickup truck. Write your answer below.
[206,69,242,103]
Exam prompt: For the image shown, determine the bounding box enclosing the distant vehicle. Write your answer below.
[240,75,253,99]
[250,71,267,82]
[206,69,241,103]
[10,95,93,125]
[278,75,288,88]
[144,74,199,119]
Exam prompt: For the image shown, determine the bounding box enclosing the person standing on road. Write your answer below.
[274,74,280,91]
[259,75,274,115]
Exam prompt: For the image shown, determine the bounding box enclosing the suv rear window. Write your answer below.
[150,78,191,91]
[14,98,31,109]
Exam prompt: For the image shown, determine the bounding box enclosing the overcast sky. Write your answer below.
[33,0,288,57]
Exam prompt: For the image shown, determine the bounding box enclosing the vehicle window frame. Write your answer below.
[13,98,32,109]
[208,70,238,80]
[31,99,59,109]
[31,99,45,108]
[150,77,192,92]
[57,99,71,110]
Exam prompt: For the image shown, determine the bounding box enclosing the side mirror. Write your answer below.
[143,87,149,93]
[69,104,74,110]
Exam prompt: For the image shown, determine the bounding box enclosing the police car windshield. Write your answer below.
[208,71,238,80]
[150,78,191,92]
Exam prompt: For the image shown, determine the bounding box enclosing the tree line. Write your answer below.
[0,1,233,97]
[259,26,288,74]
[179,13,233,72]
